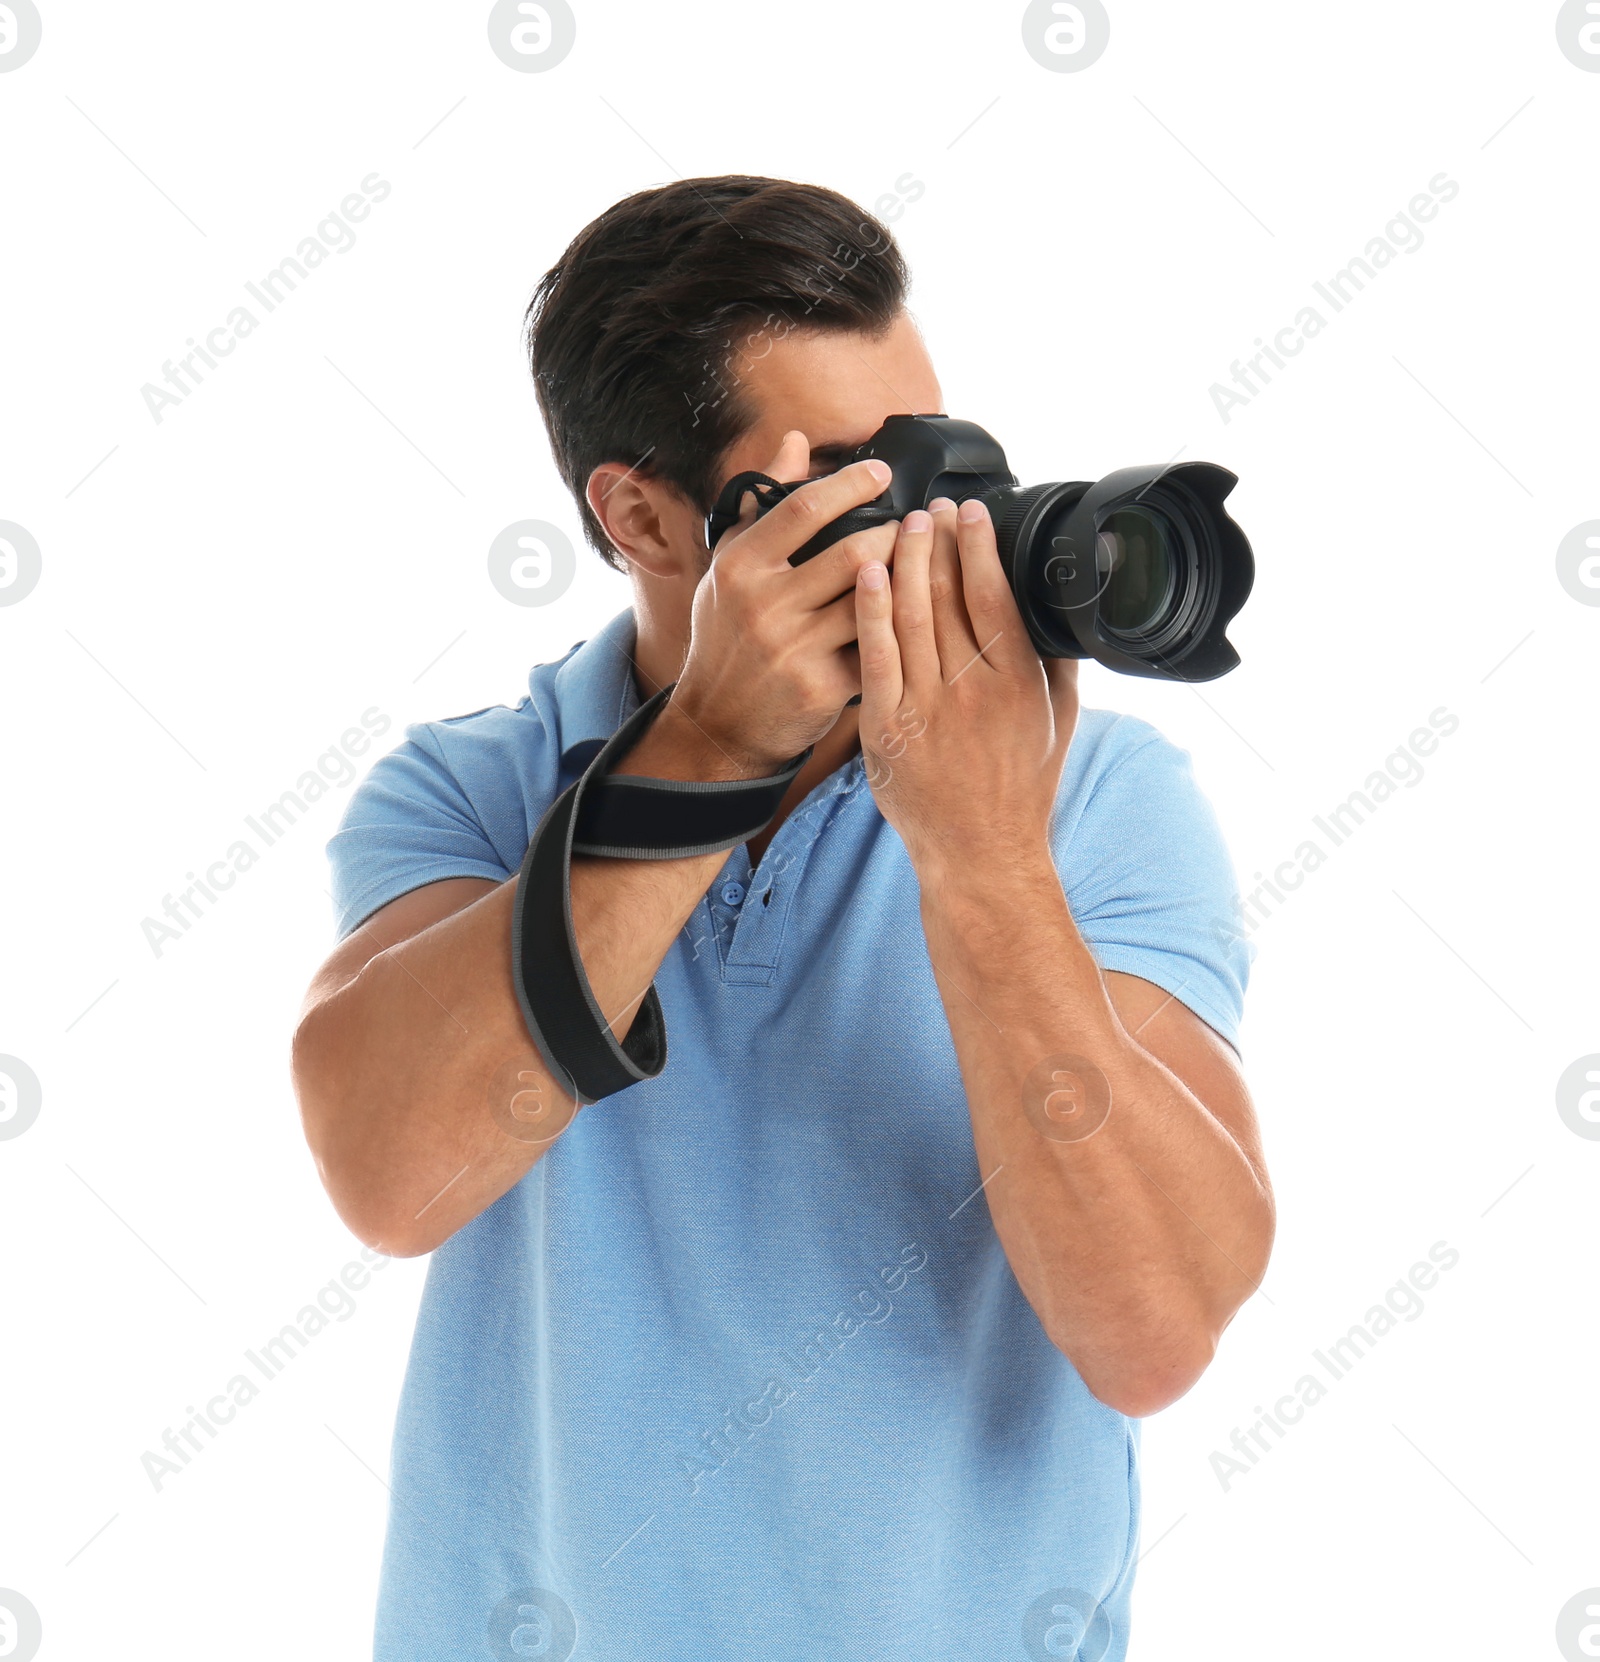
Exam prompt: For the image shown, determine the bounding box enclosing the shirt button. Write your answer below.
[720,882,746,908]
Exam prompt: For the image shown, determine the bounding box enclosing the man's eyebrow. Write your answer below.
[808,441,855,466]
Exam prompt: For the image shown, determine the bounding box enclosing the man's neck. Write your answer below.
[745,706,861,868]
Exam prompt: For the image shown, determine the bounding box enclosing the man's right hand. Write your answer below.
[664,431,901,774]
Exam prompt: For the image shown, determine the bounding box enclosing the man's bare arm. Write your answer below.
[919,861,1274,1417]
[290,703,772,1257]
[292,450,902,1258]
[851,497,1273,1417]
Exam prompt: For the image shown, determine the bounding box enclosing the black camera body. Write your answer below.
[704,415,1254,683]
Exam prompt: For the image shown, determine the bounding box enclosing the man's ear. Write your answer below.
[586,463,699,579]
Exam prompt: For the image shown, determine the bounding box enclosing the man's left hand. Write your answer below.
[853,496,1079,872]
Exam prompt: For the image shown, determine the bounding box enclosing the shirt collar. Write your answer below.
[551,605,645,773]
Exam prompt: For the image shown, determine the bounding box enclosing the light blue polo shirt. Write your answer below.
[326,604,1250,1662]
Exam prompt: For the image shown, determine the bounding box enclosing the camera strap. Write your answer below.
[704,469,898,565]
[510,682,812,1106]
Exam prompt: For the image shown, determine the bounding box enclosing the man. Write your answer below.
[292,174,1273,1660]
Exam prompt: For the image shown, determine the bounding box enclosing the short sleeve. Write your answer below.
[1057,718,1254,1050]
[325,725,517,944]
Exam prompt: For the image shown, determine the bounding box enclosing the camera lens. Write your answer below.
[980,456,1253,681]
[1096,507,1179,637]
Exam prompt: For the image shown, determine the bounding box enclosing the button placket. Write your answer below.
[682,847,749,972]
[723,759,866,978]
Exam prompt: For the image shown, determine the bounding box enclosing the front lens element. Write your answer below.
[1096,507,1178,636]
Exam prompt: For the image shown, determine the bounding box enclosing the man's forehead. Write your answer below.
[734,323,942,453]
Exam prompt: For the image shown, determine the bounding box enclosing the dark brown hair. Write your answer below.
[525,175,909,572]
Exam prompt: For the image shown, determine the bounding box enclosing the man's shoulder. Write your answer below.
[380,695,554,813]
[324,637,598,941]
[385,631,595,784]
[398,606,637,781]
[1054,703,1226,860]
[407,688,552,753]
[1064,705,1178,795]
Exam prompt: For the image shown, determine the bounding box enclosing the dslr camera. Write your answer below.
[705,415,1253,682]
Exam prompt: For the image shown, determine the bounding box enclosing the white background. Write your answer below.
[2,1,1597,1657]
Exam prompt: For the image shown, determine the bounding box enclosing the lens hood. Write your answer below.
[1016,461,1254,681]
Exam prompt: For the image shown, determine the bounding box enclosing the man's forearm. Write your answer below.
[293,698,767,1256]
[915,840,1273,1417]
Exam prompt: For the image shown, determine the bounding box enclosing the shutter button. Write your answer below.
[720,881,746,908]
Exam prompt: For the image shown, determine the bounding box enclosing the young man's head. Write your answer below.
[525,175,942,592]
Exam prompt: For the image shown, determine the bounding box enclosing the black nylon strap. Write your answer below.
[573,765,804,858]
[704,469,899,566]
[509,682,812,1106]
